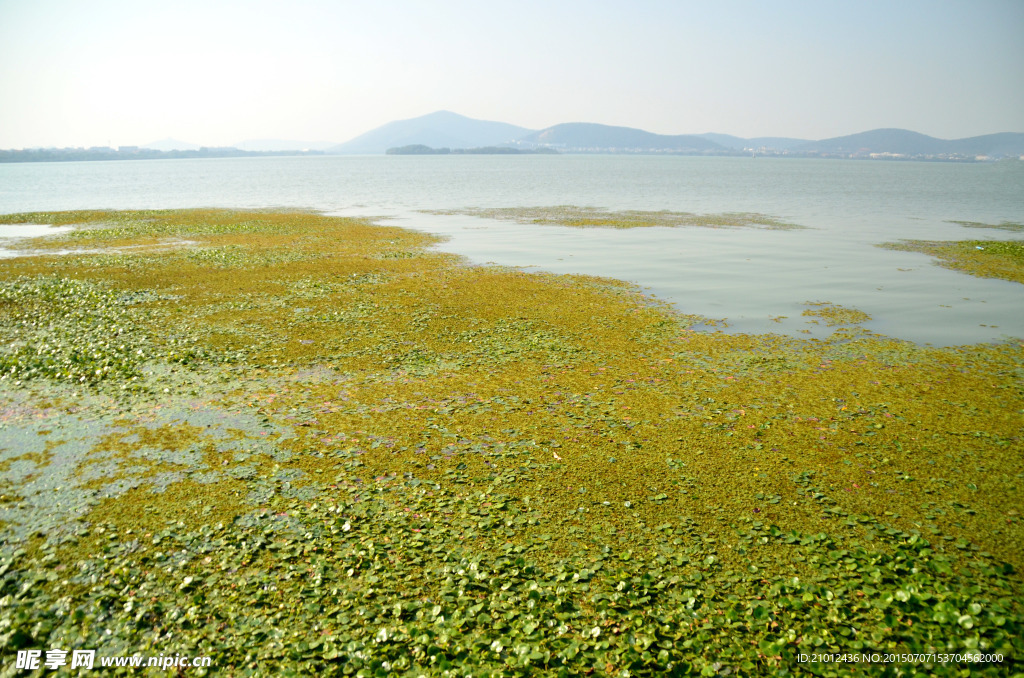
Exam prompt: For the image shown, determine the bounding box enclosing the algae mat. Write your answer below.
[421,206,805,230]
[0,209,1022,676]
[879,238,1024,286]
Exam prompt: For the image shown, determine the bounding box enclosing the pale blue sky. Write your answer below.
[1,0,1021,148]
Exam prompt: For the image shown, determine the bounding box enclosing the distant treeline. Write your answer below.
[0,147,326,163]
[385,144,558,155]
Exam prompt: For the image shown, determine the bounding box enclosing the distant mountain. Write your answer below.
[794,129,1024,158]
[329,111,534,154]
[517,123,723,153]
[143,138,200,151]
[795,129,942,155]
[385,144,557,155]
[696,133,809,151]
[132,116,1022,161]
[942,132,1024,157]
[234,139,337,152]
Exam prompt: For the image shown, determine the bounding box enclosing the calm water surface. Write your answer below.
[1,155,1022,345]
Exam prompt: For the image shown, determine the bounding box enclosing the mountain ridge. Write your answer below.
[329,110,535,154]
[7,114,1023,161]
[794,128,1024,158]
[514,122,722,153]
[335,112,1023,159]
[697,133,810,151]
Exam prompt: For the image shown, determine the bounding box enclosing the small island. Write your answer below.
[385,144,558,155]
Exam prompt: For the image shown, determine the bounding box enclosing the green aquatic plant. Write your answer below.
[0,276,209,387]
[801,302,872,327]
[0,209,1021,676]
[424,206,806,230]
[879,239,1024,285]
[948,220,1024,233]
[3,478,1020,676]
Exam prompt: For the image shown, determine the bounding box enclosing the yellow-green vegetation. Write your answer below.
[424,206,805,230]
[1,209,1022,676]
[948,220,1024,234]
[801,302,872,327]
[880,239,1024,285]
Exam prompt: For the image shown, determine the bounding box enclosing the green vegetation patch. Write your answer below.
[801,302,872,327]
[0,209,296,245]
[3,479,1020,676]
[425,206,806,230]
[879,239,1024,285]
[0,276,207,387]
[948,220,1024,233]
[0,209,1021,676]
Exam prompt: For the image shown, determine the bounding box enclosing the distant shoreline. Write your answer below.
[385,144,558,155]
[0,147,326,163]
[1,147,1014,164]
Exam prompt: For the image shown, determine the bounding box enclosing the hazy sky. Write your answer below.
[1,0,1021,148]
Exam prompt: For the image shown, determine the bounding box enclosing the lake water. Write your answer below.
[1,155,1022,346]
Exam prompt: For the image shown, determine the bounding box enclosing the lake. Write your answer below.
[1,154,1022,345]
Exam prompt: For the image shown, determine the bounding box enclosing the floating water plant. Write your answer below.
[0,276,208,387]
[801,302,872,326]
[1,209,1021,676]
[879,239,1024,285]
[948,220,1024,233]
[423,206,806,230]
